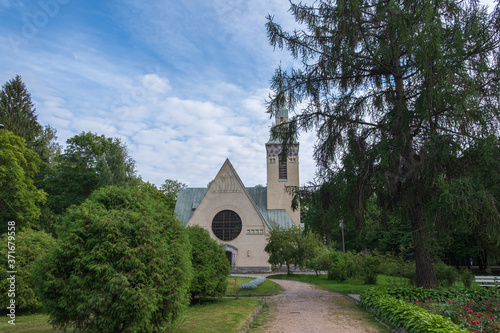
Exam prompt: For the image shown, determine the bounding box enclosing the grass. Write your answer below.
[0,299,264,333]
[0,277,279,333]
[268,273,409,294]
[0,314,63,333]
[175,298,263,333]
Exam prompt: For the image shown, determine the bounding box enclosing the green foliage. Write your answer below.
[0,76,61,186]
[360,289,468,332]
[186,226,230,298]
[307,245,332,275]
[460,268,474,288]
[0,75,42,149]
[0,130,46,229]
[33,186,192,332]
[327,249,350,281]
[161,179,186,210]
[40,132,138,214]
[380,286,500,304]
[265,227,303,274]
[265,227,322,274]
[0,229,55,312]
[434,261,460,287]
[266,0,500,288]
[361,253,383,285]
[310,248,382,284]
[383,252,417,286]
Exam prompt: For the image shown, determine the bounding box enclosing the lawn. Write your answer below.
[0,277,278,333]
[268,273,408,294]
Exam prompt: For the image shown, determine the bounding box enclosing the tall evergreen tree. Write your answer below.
[0,76,62,185]
[267,0,500,288]
[0,76,42,148]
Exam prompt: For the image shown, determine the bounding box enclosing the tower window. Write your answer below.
[279,155,287,180]
[212,210,242,241]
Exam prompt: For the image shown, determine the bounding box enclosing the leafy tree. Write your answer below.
[266,0,500,288]
[186,226,230,298]
[0,130,46,230]
[33,186,192,332]
[307,244,331,276]
[161,179,187,210]
[265,227,318,274]
[0,229,55,312]
[40,132,138,214]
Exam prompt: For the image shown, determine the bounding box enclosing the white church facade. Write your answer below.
[174,108,300,272]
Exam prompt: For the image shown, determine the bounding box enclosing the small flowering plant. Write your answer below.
[413,298,499,332]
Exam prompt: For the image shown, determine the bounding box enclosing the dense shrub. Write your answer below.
[383,252,417,286]
[360,289,468,332]
[382,286,500,303]
[434,260,460,287]
[186,226,230,298]
[33,186,192,332]
[307,246,332,275]
[327,249,350,281]
[0,229,55,312]
[459,268,474,288]
[360,253,382,284]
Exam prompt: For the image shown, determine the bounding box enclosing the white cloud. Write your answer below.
[0,0,318,189]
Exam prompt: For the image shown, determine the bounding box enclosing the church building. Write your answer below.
[174,108,300,272]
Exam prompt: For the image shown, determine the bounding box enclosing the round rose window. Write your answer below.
[211,210,242,241]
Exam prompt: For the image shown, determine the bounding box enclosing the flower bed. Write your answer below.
[414,297,499,332]
[229,275,267,290]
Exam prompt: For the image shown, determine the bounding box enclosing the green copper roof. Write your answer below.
[174,186,295,230]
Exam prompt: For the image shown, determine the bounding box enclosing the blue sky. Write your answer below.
[1,0,496,188]
[0,0,317,188]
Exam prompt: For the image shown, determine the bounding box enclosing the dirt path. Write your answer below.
[256,279,387,333]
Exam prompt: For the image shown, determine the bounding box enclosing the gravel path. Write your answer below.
[258,279,386,333]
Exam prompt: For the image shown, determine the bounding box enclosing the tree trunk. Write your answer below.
[410,191,438,289]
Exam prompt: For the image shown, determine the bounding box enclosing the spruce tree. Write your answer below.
[0,75,42,148]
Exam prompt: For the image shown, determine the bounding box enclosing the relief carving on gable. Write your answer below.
[214,171,241,193]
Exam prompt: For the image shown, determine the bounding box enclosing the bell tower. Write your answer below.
[265,107,300,226]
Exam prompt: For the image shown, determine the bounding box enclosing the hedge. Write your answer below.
[360,289,468,333]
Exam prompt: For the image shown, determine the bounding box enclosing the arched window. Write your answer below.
[211,210,242,241]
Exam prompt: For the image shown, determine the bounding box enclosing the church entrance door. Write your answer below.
[225,251,233,266]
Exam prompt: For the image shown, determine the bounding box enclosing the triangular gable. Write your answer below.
[193,159,271,230]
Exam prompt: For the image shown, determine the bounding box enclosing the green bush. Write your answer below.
[308,246,332,275]
[459,268,474,288]
[33,186,192,332]
[327,249,350,281]
[344,250,362,279]
[360,253,382,284]
[384,253,416,286]
[186,226,230,298]
[434,261,459,287]
[382,285,500,303]
[360,289,468,333]
[0,229,55,312]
